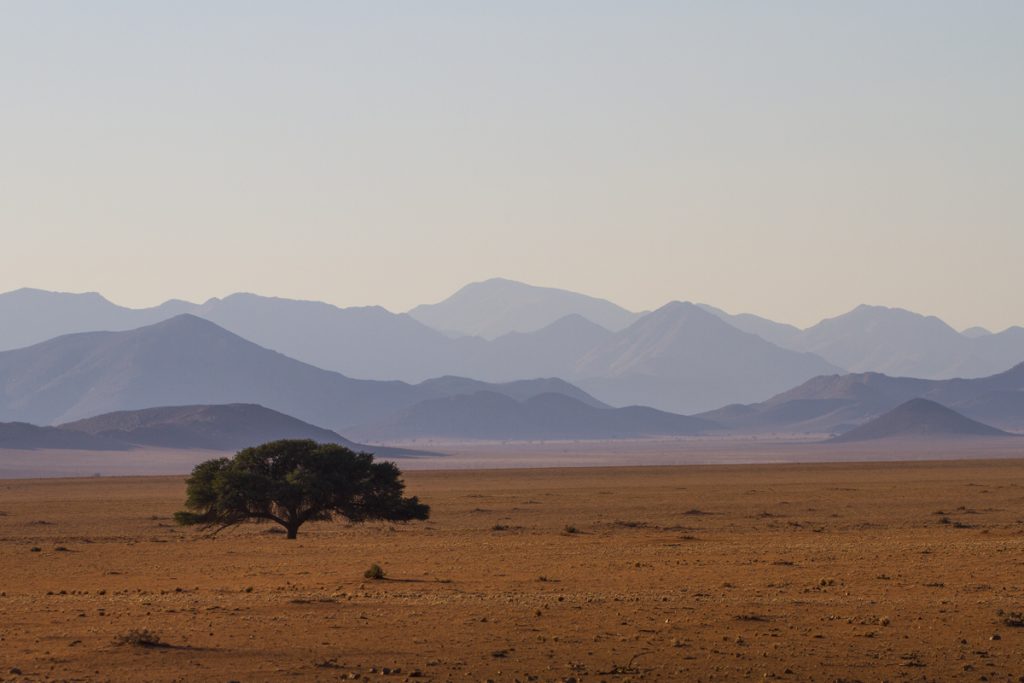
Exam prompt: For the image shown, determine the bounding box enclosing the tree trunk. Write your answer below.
[286,522,299,539]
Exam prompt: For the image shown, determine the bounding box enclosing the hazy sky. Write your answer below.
[2,2,1022,330]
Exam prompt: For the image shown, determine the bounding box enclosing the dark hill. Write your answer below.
[0,422,129,451]
[2,404,430,457]
[830,399,1012,442]
[60,404,363,452]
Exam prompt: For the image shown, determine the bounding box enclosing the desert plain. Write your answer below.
[2,453,1024,682]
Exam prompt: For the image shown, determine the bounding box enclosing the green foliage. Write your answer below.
[175,440,429,539]
[363,563,385,580]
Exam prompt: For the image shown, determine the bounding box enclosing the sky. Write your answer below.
[2,2,1022,331]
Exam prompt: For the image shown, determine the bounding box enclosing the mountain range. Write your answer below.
[0,285,839,412]
[0,315,732,444]
[0,315,595,431]
[0,279,1021,417]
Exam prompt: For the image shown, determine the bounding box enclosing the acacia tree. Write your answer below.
[174,439,429,539]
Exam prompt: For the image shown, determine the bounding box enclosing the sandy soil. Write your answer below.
[2,459,1024,681]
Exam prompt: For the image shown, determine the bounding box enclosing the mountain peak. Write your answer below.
[962,326,993,338]
[146,313,227,333]
[409,278,639,339]
[652,300,704,314]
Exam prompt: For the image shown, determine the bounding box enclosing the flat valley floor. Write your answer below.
[2,459,1024,681]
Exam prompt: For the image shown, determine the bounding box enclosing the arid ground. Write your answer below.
[3,459,1024,681]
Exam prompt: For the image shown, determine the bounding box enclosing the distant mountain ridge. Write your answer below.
[349,391,718,441]
[0,287,840,412]
[572,302,841,414]
[1,283,1021,414]
[0,316,726,443]
[0,315,603,431]
[0,288,194,351]
[408,278,642,339]
[702,303,1024,380]
[700,362,1024,434]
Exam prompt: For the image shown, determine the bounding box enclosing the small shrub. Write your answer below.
[1002,611,1024,628]
[114,629,163,647]
[491,523,509,531]
[563,524,579,534]
[364,564,385,580]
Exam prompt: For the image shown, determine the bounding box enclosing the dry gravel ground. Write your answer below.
[2,460,1024,682]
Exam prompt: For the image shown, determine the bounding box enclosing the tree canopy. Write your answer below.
[174,439,429,539]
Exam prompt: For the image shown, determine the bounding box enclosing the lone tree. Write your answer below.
[174,439,429,539]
